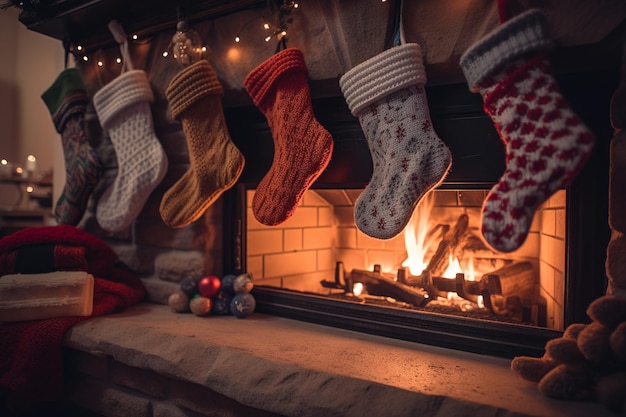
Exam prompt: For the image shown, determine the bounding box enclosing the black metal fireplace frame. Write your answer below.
[223,64,617,359]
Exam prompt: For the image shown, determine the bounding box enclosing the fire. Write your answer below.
[402,193,436,275]
[401,192,481,306]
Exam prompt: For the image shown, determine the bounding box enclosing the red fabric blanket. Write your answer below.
[0,225,145,411]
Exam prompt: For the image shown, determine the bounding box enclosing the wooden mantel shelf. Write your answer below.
[18,0,264,52]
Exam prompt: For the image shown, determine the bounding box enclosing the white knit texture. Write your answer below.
[459,9,553,90]
[93,70,154,128]
[340,43,426,116]
[95,71,168,232]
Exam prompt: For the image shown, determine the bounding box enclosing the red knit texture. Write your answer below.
[244,49,334,225]
[0,225,145,412]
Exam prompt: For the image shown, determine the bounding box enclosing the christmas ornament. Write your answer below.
[41,68,103,226]
[179,275,200,296]
[189,295,212,316]
[459,9,595,252]
[167,290,190,313]
[230,293,256,318]
[340,43,452,240]
[170,15,204,67]
[233,273,254,294]
[244,48,334,226]
[197,275,221,298]
[160,60,244,228]
[220,274,237,295]
[211,290,233,315]
[94,21,168,232]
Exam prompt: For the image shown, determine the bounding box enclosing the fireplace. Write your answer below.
[224,69,616,358]
[12,0,622,362]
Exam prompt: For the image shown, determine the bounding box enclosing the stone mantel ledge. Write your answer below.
[63,303,613,417]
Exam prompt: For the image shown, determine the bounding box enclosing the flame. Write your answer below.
[402,193,436,275]
[401,192,482,307]
[442,255,461,278]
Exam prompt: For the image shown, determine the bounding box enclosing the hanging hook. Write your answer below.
[62,37,72,69]
[273,0,297,53]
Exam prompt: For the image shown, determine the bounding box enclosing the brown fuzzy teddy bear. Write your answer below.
[511,295,626,414]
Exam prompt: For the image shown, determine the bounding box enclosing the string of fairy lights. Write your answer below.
[70,0,388,68]
[72,1,301,67]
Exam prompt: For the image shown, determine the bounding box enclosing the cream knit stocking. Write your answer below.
[340,43,452,240]
[93,70,168,232]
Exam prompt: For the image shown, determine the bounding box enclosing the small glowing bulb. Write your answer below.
[201,46,207,52]
[15,167,22,174]
[162,51,169,57]
[76,45,83,51]
[26,186,33,193]
[82,56,88,62]
[1,159,7,165]
[234,36,241,42]
[263,23,270,30]
[132,34,138,40]
[27,155,35,163]
[97,60,103,67]
[294,3,298,8]
[116,57,122,64]
[264,35,272,42]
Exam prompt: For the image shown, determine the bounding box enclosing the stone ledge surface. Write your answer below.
[63,303,613,417]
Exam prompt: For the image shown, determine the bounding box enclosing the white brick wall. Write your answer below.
[248,188,566,329]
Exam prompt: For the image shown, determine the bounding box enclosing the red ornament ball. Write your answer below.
[198,275,221,298]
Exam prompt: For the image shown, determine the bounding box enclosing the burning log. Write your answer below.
[423,213,469,277]
[481,261,537,316]
[349,269,429,308]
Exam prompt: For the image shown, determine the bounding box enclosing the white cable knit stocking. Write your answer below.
[94,70,168,232]
[340,43,452,240]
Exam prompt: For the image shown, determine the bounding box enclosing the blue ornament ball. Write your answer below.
[211,290,233,315]
[220,274,237,295]
[180,275,200,296]
[230,293,256,318]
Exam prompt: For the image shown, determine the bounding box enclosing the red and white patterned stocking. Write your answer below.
[460,10,595,252]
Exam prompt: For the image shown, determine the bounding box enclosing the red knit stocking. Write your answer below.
[244,48,334,226]
[460,10,595,252]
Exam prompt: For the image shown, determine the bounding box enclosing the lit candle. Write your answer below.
[25,155,37,176]
[0,159,11,177]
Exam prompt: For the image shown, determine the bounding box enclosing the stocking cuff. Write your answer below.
[339,43,426,116]
[460,9,553,90]
[93,70,154,128]
[244,48,308,108]
[41,68,86,116]
[165,59,224,120]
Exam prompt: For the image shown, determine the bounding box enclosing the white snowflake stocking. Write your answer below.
[93,70,168,232]
[340,43,452,239]
[460,9,595,252]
